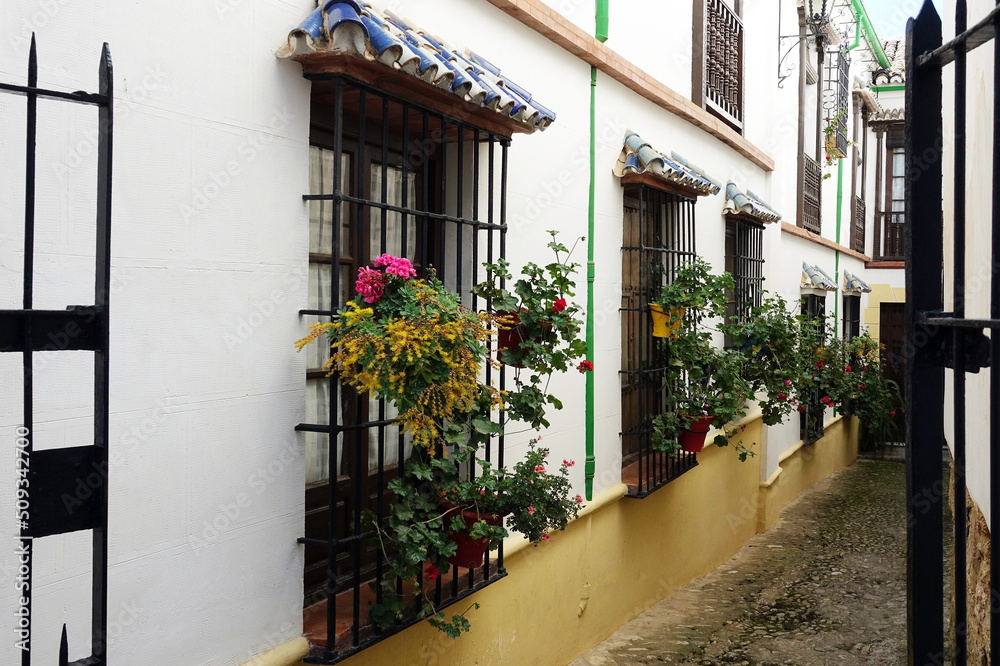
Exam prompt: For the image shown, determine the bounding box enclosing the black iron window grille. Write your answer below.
[297,74,509,664]
[824,48,850,157]
[620,184,699,498]
[800,294,826,444]
[802,154,823,233]
[724,216,765,348]
[843,294,861,341]
[694,0,744,132]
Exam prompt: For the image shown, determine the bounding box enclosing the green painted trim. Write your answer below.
[847,8,861,51]
[850,0,890,69]
[585,64,597,502]
[832,157,844,417]
[871,84,905,92]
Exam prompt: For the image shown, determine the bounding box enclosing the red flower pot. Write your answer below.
[678,415,715,453]
[441,502,505,569]
[495,310,552,368]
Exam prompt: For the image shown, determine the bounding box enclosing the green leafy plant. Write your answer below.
[298,250,589,639]
[364,438,582,637]
[473,231,591,429]
[648,259,756,460]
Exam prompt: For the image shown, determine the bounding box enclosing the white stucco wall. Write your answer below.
[942,0,994,527]
[0,1,311,664]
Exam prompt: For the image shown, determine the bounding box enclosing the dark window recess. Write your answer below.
[802,154,822,233]
[878,126,905,260]
[800,294,826,445]
[843,295,861,340]
[695,0,744,132]
[620,184,699,498]
[824,49,850,156]
[724,216,765,348]
[298,75,509,664]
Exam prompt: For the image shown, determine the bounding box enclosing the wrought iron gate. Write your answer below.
[906,2,997,664]
[0,36,113,666]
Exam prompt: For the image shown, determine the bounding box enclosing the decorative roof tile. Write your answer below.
[801,262,838,292]
[613,131,721,196]
[873,38,905,84]
[277,0,555,131]
[843,270,872,294]
[723,182,781,223]
[872,108,904,122]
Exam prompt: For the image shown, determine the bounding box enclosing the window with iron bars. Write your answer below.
[724,216,765,349]
[800,294,826,444]
[843,295,861,341]
[824,49,850,158]
[694,0,744,132]
[620,184,699,498]
[298,75,509,663]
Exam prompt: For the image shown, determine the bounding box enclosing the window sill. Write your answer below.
[866,260,905,269]
[303,561,503,660]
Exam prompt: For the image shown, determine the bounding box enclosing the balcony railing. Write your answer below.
[705,0,743,130]
[877,211,904,261]
[852,196,866,254]
[802,155,822,233]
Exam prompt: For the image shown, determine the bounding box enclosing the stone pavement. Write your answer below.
[573,460,911,665]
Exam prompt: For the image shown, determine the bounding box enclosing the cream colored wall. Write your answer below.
[863,283,906,344]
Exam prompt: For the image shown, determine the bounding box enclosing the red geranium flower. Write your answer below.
[552,298,567,312]
[577,360,594,373]
[425,565,439,580]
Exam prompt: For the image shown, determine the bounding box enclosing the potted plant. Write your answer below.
[648,260,756,460]
[294,254,504,450]
[473,231,591,429]
[296,250,591,638]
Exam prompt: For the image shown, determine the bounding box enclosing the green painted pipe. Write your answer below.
[850,0,890,69]
[596,0,609,43]
[871,84,905,92]
[833,157,844,327]
[585,65,597,502]
[585,0,607,501]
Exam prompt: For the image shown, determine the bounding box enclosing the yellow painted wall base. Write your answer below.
[757,416,859,532]
[242,637,310,666]
[294,417,858,666]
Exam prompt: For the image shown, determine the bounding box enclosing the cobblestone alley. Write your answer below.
[574,460,918,665]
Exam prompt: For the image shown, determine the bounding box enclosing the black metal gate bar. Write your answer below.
[907,0,1000,662]
[0,35,113,666]
[905,4,944,665]
[952,1,969,663]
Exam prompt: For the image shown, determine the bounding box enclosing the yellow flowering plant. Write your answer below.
[295,254,503,449]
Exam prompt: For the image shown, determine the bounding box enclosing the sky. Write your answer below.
[862,0,944,40]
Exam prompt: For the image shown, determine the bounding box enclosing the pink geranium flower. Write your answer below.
[355,267,386,304]
[373,253,417,279]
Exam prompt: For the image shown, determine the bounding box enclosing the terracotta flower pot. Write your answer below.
[495,310,552,368]
[678,414,715,452]
[649,304,686,338]
[441,502,505,569]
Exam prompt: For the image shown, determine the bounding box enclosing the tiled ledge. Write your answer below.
[482,0,774,172]
[781,222,871,262]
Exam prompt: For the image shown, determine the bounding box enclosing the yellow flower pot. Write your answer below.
[649,304,685,338]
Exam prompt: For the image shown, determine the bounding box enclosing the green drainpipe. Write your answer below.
[585,0,607,501]
[850,0,890,69]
